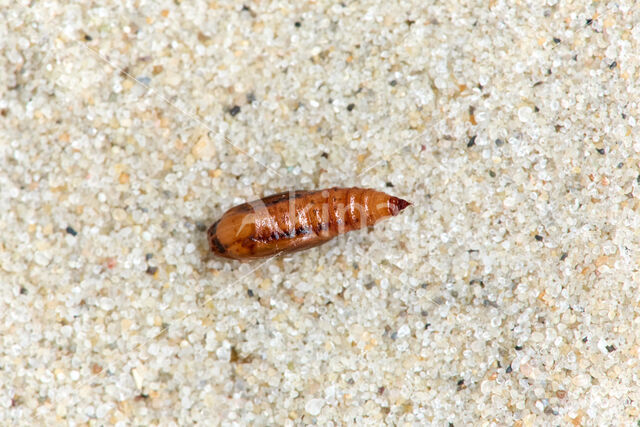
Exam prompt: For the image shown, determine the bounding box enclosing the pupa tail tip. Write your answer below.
[390,196,412,215]
[397,198,411,211]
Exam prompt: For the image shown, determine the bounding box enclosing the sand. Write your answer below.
[2,0,640,424]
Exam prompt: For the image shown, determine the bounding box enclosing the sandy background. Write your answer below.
[2,0,640,425]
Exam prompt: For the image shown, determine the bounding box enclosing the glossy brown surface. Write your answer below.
[207,187,411,260]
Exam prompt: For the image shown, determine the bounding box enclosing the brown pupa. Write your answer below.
[207,187,411,260]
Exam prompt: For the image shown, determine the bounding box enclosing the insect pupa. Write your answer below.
[207,187,411,260]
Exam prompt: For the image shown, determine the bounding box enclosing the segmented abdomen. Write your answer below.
[208,187,410,260]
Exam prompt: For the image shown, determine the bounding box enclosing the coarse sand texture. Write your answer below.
[2,1,640,425]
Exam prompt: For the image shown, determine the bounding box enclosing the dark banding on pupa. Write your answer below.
[207,219,227,254]
[207,187,411,260]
